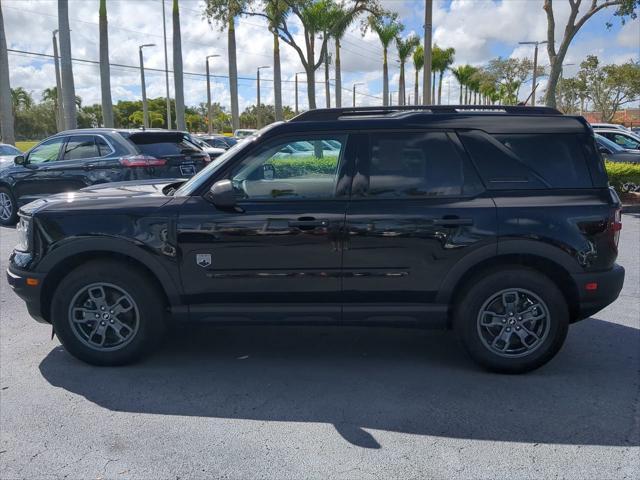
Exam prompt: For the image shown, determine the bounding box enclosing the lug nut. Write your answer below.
[100,321,106,326]
[100,306,105,311]
[506,327,511,332]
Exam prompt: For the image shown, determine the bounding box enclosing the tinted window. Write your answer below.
[62,135,100,160]
[95,136,113,156]
[127,132,201,157]
[0,145,20,155]
[231,135,346,200]
[28,137,64,164]
[494,134,592,188]
[366,132,482,197]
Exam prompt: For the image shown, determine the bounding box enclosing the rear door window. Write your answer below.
[364,131,483,198]
[127,132,201,157]
[62,135,100,160]
[459,131,592,189]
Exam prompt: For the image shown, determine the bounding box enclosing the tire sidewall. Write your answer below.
[454,268,569,373]
[51,262,165,366]
[0,186,17,226]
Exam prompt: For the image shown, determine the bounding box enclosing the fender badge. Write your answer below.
[196,253,212,268]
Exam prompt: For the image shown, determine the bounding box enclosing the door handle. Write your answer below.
[83,164,96,170]
[432,217,473,227]
[288,217,329,230]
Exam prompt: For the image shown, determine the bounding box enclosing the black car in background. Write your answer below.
[198,134,238,150]
[0,129,210,225]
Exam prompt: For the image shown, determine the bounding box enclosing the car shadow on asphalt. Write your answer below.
[39,319,639,449]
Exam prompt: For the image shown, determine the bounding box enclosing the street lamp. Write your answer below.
[256,65,270,128]
[519,40,548,106]
[161,1,171,129]
[352,82,364,107]
[206,54,220,134]
[295,71,305,114]
[139,43,156,128]
[52,29,64,131]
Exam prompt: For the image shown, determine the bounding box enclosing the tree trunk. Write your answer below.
[382,48,389,106]
[58,0,77,130]
[414,68,419,106]
[324,40,330,108]
[431,71,435,104]
[459,84,462,105]
[335,38,342,108]
[273,32,283,121]
[399,63,405,106]
[173,0,185,130]
[99,0,113,127]
[305,37,317,110]
[228,17,239,128]
[437,70,443,105]
[0,1,14,144]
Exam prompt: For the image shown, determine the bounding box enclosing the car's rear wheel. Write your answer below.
[51,260,166,366]
[454,268,569,373]
[0,186,17,226]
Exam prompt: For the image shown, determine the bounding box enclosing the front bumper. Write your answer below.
[571,264,625,320]
[6,265,48,323]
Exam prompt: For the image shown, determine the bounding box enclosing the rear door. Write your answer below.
[127,132,210,178]
[342,130,497,325]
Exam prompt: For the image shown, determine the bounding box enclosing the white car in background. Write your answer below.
[234,129,258,140]
[592,127,640,152]
[0,144,21,166]
[590,122,629,131]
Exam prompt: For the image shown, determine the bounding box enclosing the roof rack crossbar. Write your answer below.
[290,105,561,122]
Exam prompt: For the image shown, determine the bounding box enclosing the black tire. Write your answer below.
[0,186,18,226]
[51,260,166,366]
[454,267,569,374]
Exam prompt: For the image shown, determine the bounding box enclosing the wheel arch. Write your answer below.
[438,248,581,325]
[38,239,182,323]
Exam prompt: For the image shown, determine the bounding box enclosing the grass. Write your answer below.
[15,141,37,152]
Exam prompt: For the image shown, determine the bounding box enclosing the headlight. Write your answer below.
[15,216,32,252]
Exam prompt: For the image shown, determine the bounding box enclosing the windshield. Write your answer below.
[0,145,20,155]
[174,138,255,196]
[596,134,624,152]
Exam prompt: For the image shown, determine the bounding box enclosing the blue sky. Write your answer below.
[3,0,639,110]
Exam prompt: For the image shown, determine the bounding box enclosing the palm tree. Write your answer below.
[369,16,403,106]
[450,66,464,105]
[11,87,33,111]
[451,65,476,105]
[202,1,249,129]
[430,45,445,104]
[0,1,14,145]
[58,0,77,129]
[436,47,454,104]
[330,5,363,108]
[99,0,114,127]
[173,0,185,130]
[396,34,420,106]
[266,1,286,121]
[412,45,424,106]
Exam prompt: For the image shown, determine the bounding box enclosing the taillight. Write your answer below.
[611,208,622,247]
[119,154,167,167]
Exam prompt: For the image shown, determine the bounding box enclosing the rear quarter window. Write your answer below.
[459,131,593,189]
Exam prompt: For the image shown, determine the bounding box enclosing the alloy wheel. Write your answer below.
[68,282,140,351]
[0,192,12,221]
[476,288,551,358]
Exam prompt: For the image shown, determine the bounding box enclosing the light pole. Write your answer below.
[519,40,548,106]
[256,65,270,128]
[423,0,433,105]
[295,71,305,114]
[161,0,171,129]
[206,54,220,134]
[352,82,364,107]
[139,43,155,128]
[52,29,64,131]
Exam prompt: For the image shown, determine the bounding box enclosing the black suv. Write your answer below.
[0,129,210,225]
[6,106,625,373]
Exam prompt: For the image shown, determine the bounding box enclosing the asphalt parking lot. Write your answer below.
[0,215,638,479]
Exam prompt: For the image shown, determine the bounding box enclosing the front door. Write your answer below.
[177,133,354,323]
[342,130,497,324]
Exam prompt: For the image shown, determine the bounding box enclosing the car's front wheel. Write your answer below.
[0,186,17,226]
[51,261,166,366]
[454,268,569,373]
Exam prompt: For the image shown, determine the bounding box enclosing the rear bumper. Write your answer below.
[6,266,48,323]
[571,264,625,320]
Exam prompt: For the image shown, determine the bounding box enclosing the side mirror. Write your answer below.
[598,146,610,155]
[206,179,238,210]
[14,155,25,165]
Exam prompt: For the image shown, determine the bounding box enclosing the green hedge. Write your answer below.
[268,155,338,178]
[605,161,640,191]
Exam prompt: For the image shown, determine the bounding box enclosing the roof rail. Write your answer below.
[290,105,562,122]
